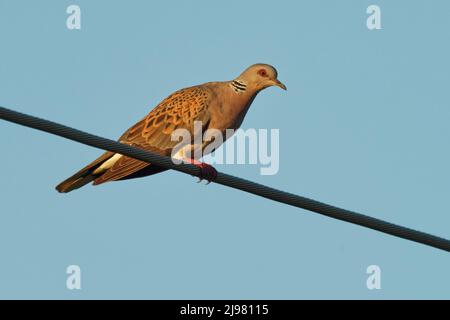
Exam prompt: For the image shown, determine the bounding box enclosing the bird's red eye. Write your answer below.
[258,69,268,77]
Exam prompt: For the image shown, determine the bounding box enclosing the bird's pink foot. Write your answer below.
[186,159,217,184]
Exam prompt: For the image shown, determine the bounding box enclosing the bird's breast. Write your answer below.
[209,92,257,132]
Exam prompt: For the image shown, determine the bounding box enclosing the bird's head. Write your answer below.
[236,63,287,92]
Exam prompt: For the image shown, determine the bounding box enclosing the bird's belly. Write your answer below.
[172,143,204,161]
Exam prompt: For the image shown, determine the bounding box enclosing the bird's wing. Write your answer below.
[93,146,160,185]
[94,86,212,185]
[120,86,212,149]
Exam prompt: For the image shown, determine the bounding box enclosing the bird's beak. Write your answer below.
[273,79,287,90]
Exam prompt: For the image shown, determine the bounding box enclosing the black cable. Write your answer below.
[1,106,449,252]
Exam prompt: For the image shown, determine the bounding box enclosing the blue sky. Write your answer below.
[0,0,449,299]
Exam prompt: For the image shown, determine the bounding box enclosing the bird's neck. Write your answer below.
[217,80,259,130]
[229,78,248,94]
[227,78,260,105]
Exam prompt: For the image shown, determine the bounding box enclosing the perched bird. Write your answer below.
[56,63,286,193]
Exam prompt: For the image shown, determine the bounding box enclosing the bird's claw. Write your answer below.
[193,162,217,184]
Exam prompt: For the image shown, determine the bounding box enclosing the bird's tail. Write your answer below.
[55,151,114,193]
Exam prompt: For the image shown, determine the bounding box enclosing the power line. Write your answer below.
[1,105,449,253]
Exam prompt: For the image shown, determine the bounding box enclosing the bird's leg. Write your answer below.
[184,158,217,184]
